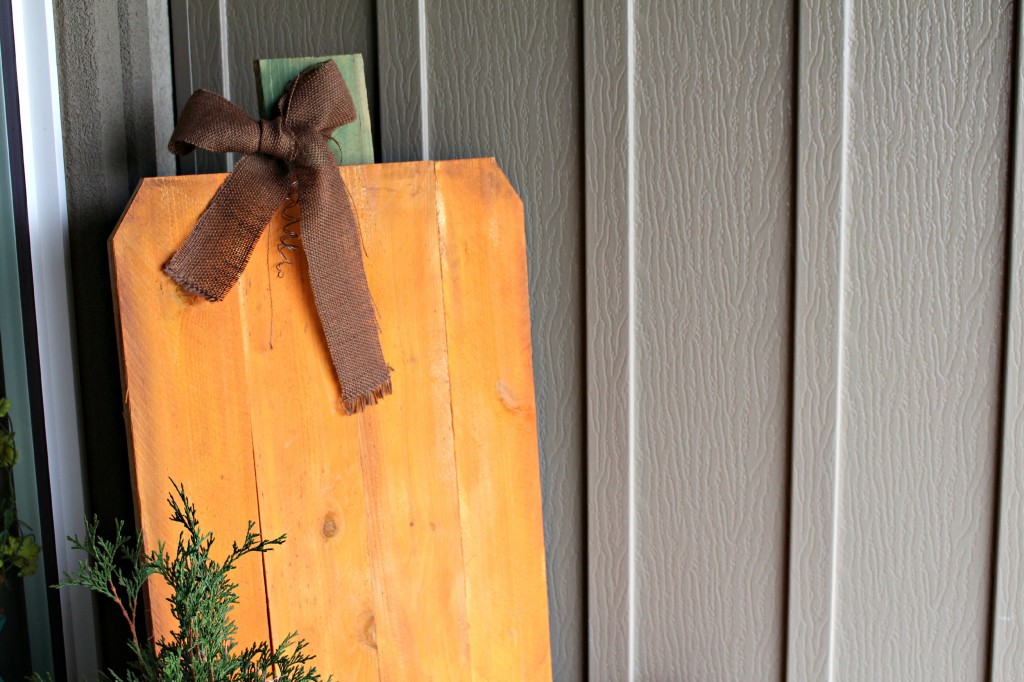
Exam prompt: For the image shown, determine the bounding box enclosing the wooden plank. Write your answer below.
[254,54,374,165]
[237,161,475,680]
[237,205,379,679]
[247,53,377,680]
[426,4,586,677]
[109,175,270,648]
[436,158,552,681]
[349,161,472,681]
[111,160,548,680]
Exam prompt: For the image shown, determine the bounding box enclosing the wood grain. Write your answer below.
[349,162,471,681]
[171,2,586,678]
[110,160,548,680]
[237,205,378,679]
[109,175,270,649]
[437,158,552,681]
[239,56,379,681]
[424,6,585,679]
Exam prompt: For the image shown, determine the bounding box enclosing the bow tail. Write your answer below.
[165,155,289,301]
[297,165,391,412]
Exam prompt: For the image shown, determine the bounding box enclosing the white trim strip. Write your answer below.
[11,0,97,678]
[826,0,853,677]
[626,0,637,678]
[418,0,430,159]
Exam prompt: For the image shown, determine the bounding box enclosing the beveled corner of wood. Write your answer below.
[434,157,524,211]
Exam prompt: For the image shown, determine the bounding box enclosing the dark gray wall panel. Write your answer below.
[424,5,586,681]
[583,0,631,679]
[834,3,1013,680]
[376,0,423,163]
[169,0,226,173]
[52,0,174,671]
[633,1,795,679]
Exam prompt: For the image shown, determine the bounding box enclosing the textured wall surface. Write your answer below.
[54,0,1024,680]
[633,1,795,678]
[583,0,631,678]
[786,0,845,679]
[993,4,1024,680]
[587,0,1024,680]
[52,0,174,671]
[834,3,1011,680]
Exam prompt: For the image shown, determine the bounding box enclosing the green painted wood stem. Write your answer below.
[254,54,374,166]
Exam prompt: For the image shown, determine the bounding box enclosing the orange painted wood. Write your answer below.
[110,159,551,681]
[236,198,379,677]
[348,163,472,681]
[437,160,552,680]
[109,176,271,649]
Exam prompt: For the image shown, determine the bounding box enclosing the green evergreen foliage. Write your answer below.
[0,396,41,587]
[57,481,331,681]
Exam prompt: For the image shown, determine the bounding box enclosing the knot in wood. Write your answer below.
[322,512,338,538]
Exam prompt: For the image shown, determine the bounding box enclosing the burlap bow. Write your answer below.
[165,60,391,413]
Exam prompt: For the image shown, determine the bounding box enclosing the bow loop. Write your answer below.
[280,60,357,134]
[164,60,391,412]
[168,89,262,157]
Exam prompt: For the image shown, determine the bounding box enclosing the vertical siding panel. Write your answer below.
[990,0,1024,678]
[834,2,1013,680]
[633,2,795,679]
[376,0,425,162]
[425,4,585,680]
[169,0,226,173]
[584,0,632,679]
[786,0,844,679]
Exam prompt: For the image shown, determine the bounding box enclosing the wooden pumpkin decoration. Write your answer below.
[109,57,550,680]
